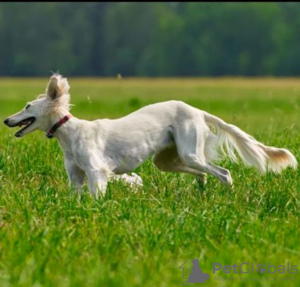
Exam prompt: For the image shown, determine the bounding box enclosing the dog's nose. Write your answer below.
[4,118,9,125]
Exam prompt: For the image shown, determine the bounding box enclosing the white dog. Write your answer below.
[4,74,297,197]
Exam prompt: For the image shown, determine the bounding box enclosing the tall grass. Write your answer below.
[0,77,299,286]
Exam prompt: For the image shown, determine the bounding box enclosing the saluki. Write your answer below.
[4,74,297,197]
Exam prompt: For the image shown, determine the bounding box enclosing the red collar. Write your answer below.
[46,114,72,139]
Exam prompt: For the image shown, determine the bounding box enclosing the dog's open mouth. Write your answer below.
[11,117,36,137]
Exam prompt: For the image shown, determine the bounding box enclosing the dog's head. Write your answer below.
[4,74,71,138]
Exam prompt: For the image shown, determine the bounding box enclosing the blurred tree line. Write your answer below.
[1,2,300,77]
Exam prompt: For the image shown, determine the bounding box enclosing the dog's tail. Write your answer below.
[203,112,297,173]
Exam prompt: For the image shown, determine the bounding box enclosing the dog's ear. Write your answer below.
[46,77,59,100]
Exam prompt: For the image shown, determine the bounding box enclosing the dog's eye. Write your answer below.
[25,104,31,110]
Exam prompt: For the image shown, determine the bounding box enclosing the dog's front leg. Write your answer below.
[86,170,108,199]
[65,157,85,193]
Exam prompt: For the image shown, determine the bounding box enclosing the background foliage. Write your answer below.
[1,2,300,77]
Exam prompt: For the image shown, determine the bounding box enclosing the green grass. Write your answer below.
[0,77,299,287]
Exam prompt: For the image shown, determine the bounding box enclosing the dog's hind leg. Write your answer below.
[174,121,233,186]
[179,152,232,186]
[153,145,207,186]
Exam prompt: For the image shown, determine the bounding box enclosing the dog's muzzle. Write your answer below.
[4,117,36,137]
[4,118,10,125]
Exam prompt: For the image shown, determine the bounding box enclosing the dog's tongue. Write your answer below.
[18,121,28,127]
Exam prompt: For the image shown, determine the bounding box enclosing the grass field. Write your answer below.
[0,77,299,287]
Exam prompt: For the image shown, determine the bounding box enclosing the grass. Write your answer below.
[0,77,299,287]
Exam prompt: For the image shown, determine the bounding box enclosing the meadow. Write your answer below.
[0,77,299,287]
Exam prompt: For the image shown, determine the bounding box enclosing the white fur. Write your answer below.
[4,74,297,198]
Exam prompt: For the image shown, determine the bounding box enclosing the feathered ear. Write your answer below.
[46,74,70,101]
[46,76,59,100]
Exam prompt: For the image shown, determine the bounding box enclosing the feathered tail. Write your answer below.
[203,112,297,173]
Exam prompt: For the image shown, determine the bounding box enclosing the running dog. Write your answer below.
[4,74,297,197]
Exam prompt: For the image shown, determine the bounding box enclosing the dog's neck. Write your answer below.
[46,113,76,146]
[51,117,82,155]
[46,114,72,139]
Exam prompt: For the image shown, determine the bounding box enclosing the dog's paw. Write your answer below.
[129,172,143,186]
[112,173,143,187]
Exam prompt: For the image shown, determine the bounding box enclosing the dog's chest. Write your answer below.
[109,143,152,173]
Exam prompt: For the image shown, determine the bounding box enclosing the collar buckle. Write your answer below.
[46,132,54,139]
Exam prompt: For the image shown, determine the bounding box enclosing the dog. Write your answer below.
[4,74,297,198]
